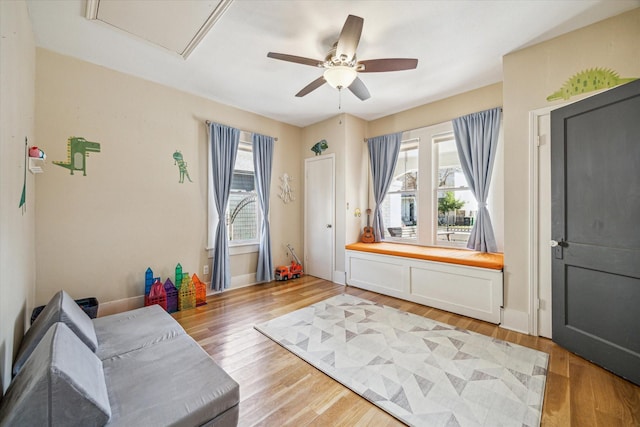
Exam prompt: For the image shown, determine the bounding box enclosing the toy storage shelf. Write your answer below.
[29,158,44,174]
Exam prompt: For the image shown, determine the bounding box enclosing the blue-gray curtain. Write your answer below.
[252,133,274,282]
[367,132,402,242]
[210,122,240,291]
[452,107,502,252]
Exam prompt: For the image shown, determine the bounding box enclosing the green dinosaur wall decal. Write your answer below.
[173,151,192,183]
[53,136,101,176]
[547,68,638,101]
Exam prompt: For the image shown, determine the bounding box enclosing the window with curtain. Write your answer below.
[228,141,260,244]
[208,132,260,254]
[380,139,419,242]
[435,133,476,248]
[376,119,501,249]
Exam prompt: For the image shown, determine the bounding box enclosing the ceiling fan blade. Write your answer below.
[358,58,418,73]
[296,76,326,97]
[335,15,363,62]
[348,77,370,101]
[267,52,323,67]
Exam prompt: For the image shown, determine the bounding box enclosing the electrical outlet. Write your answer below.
[203,265,209,275]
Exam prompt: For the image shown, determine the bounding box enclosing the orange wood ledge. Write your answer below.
[345,242,504,271]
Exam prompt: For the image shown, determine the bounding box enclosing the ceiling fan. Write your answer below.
[267,15,418,101]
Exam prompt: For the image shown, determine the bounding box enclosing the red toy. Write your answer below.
[146,279,167,311]
[275,244,303,281]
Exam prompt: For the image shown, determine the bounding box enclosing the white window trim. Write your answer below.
[379,119,504,251]
[207,132,260,256]
[433,128,472,248]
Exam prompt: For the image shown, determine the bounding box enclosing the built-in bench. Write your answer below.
[345,242,504,324]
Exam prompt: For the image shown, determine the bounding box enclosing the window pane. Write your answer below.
[227,192,257,241]
[381,142,418,240]
[437,189,477,247]
[437,138,468,189]
[227,142,258,243]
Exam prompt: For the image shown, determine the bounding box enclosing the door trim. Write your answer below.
[304,154,335,282]
[528,104,566,336]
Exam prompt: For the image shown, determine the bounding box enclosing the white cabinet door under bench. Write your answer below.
[345,248,503,324]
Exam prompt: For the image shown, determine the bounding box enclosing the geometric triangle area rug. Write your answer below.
[255,294,548,427]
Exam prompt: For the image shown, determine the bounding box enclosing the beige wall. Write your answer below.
[0,0,36,393]
[502,8,640,317]
[35,49,302,308]
[367,83,503,137]
[344,115,369,249]
[300,114,367,279]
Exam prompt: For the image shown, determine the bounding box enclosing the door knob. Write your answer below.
[326,224,332,228]
[551,239,567,260]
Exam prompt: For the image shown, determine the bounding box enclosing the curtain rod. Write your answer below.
[205,120,278,141]
[363,106,503,142]
[363,136,422,144]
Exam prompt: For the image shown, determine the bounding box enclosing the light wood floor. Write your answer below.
[173,276,640,426]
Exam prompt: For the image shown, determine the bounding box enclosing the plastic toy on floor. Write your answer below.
[275,244,303,281]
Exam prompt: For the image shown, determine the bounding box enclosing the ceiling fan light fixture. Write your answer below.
[323,66,357,89]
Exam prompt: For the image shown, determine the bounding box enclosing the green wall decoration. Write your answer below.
[53,136,101,176]
[19,137,27,213]
[172,151,192,183]
[310,139,328,156]
[547,68,638,101]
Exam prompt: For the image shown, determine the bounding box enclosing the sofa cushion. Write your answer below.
[93,304,186,360]
[0,322,111,427]
[13,290,98,376]
[102,334,239,427]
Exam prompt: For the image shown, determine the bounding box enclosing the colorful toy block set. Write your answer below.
[144,263,207,313]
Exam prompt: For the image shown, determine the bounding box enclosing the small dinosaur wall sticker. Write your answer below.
[173,151,192,183]
[53,136,101,176]
[547,68,638,101]
[311,139,328,156]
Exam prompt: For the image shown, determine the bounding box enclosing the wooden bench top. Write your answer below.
[345,242,504,271]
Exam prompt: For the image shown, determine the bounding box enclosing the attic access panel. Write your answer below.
[85,0,233,58]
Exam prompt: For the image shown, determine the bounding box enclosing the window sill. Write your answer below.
[207,243,259,257]
[230,243,259,255]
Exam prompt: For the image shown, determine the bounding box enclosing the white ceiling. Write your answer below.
[26,0,640,128]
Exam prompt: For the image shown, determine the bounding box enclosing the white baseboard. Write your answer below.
[333,270,346,285]
[206,273,260,295]
[231,273,258,289]
[98,295,145,317]
[100,274,259,315]
[500,307,530,334]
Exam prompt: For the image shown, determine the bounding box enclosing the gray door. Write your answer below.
[551,79,640,385]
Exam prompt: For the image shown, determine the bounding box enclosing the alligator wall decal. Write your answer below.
[53,136,101,176]
[547,68,638,101]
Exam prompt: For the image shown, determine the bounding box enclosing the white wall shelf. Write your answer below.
[28,157,44,174]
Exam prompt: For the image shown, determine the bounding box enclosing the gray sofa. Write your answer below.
[0,290,239,426]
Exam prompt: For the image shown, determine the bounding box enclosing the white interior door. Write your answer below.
[536,113,552,338]
[304,155,334,281]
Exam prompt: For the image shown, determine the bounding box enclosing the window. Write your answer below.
[381,139,419,242]
[207,133,260,255]
[377,120,500,249]
[227,141,259,244]
[435,135,476,248]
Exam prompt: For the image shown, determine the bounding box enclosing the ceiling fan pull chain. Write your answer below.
[338,88,342,110]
